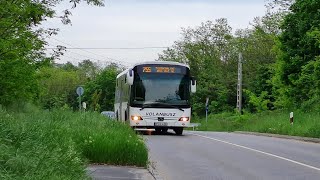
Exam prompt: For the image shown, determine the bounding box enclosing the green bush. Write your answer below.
[0,110,85,179]
[66,111,148,167]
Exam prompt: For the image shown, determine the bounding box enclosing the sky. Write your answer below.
[44,0,267,67]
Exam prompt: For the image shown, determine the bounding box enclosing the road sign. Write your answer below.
[76,86,84,111]
[205,97,209,107]
[82,102,87,110]
[76,86,84,96]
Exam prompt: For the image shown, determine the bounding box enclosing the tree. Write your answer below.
[0,0,104,106]
[78,59,101,81]
[273,0,320,108]
[62,61,78,71]
[235,24,277,112]
[0,0,48,106]
[83,64,119,111]
[158,19,238,115]
[158,15,280,114]
[38,66,85,110]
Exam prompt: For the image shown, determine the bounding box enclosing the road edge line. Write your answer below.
[189,132,320,172]
[147,160,163,180]
[234,131,320,144]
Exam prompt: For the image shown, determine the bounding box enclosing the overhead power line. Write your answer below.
[46,47,169,50]
[47,37,130,65]
[47,37,169,50]
[66,50,105,62]
[59,54,83,62]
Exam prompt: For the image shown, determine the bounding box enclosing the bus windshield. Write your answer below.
[131,73,190,107]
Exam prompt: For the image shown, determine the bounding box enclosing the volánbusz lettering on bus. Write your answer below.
[145,112,176,117]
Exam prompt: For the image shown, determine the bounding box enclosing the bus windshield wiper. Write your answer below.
[139,102,161,111]
[140,102,184,112]
[158,102,185,112]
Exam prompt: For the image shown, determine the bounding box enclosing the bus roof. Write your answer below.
[133,61,189,68]
[116,69,129,79]
[116,61,189,79]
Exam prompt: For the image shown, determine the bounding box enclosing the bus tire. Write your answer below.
[162,128,168,133]
[125,111,128,121]
[174,127,183,135]
[155,128,162,134]
[116,111,119,121]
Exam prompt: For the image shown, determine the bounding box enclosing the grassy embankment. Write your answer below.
[193,110,320,138]
[0,107,148,179]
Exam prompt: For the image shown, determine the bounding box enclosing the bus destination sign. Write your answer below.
[141,66,182,74]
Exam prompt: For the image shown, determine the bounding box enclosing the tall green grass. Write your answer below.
[0,108,148,179]
[195,110,320,138]
[65,111,148,166]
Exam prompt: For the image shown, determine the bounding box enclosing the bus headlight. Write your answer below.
[179,117,189,121]
[131,115,143,121]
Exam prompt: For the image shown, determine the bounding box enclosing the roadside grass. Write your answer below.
[194,110,320,138]
[67,111,148,166]
[0,108,148,179]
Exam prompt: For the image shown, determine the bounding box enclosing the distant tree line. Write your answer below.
[0,0,124,112]
[38,60,121,111]
[1,0,319,116]
[158,0,320,116]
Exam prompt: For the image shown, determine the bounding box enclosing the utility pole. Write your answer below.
[237,53,243,114]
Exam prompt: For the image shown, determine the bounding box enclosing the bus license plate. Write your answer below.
[154,122,168,126]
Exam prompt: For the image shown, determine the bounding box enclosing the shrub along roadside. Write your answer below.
[194,110,320,138]
[0,109,148,179]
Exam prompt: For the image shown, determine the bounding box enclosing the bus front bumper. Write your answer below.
[130,120,189,128]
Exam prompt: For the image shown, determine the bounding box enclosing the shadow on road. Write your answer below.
[137,130,186,136]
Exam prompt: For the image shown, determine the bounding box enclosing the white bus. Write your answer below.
[114,61,196,135]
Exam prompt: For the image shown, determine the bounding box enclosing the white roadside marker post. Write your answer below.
[290,112,294,125]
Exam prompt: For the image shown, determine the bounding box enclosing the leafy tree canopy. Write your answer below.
[273,0,320,107]
[0,0,104,106]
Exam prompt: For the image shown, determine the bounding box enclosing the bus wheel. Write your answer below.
[155,128,162,134]
[162,128,168,133]
[116,111,119,121]
[174,127,183,135]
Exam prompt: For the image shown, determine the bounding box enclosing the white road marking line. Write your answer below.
[88,171,141,179]
[94,176,141,179]
[189,132,320,172]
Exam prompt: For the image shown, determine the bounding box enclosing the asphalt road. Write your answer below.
[145,131,320,180]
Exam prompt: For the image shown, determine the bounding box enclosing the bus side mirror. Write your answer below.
[127,69,134,85]
[191,77,196,93]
